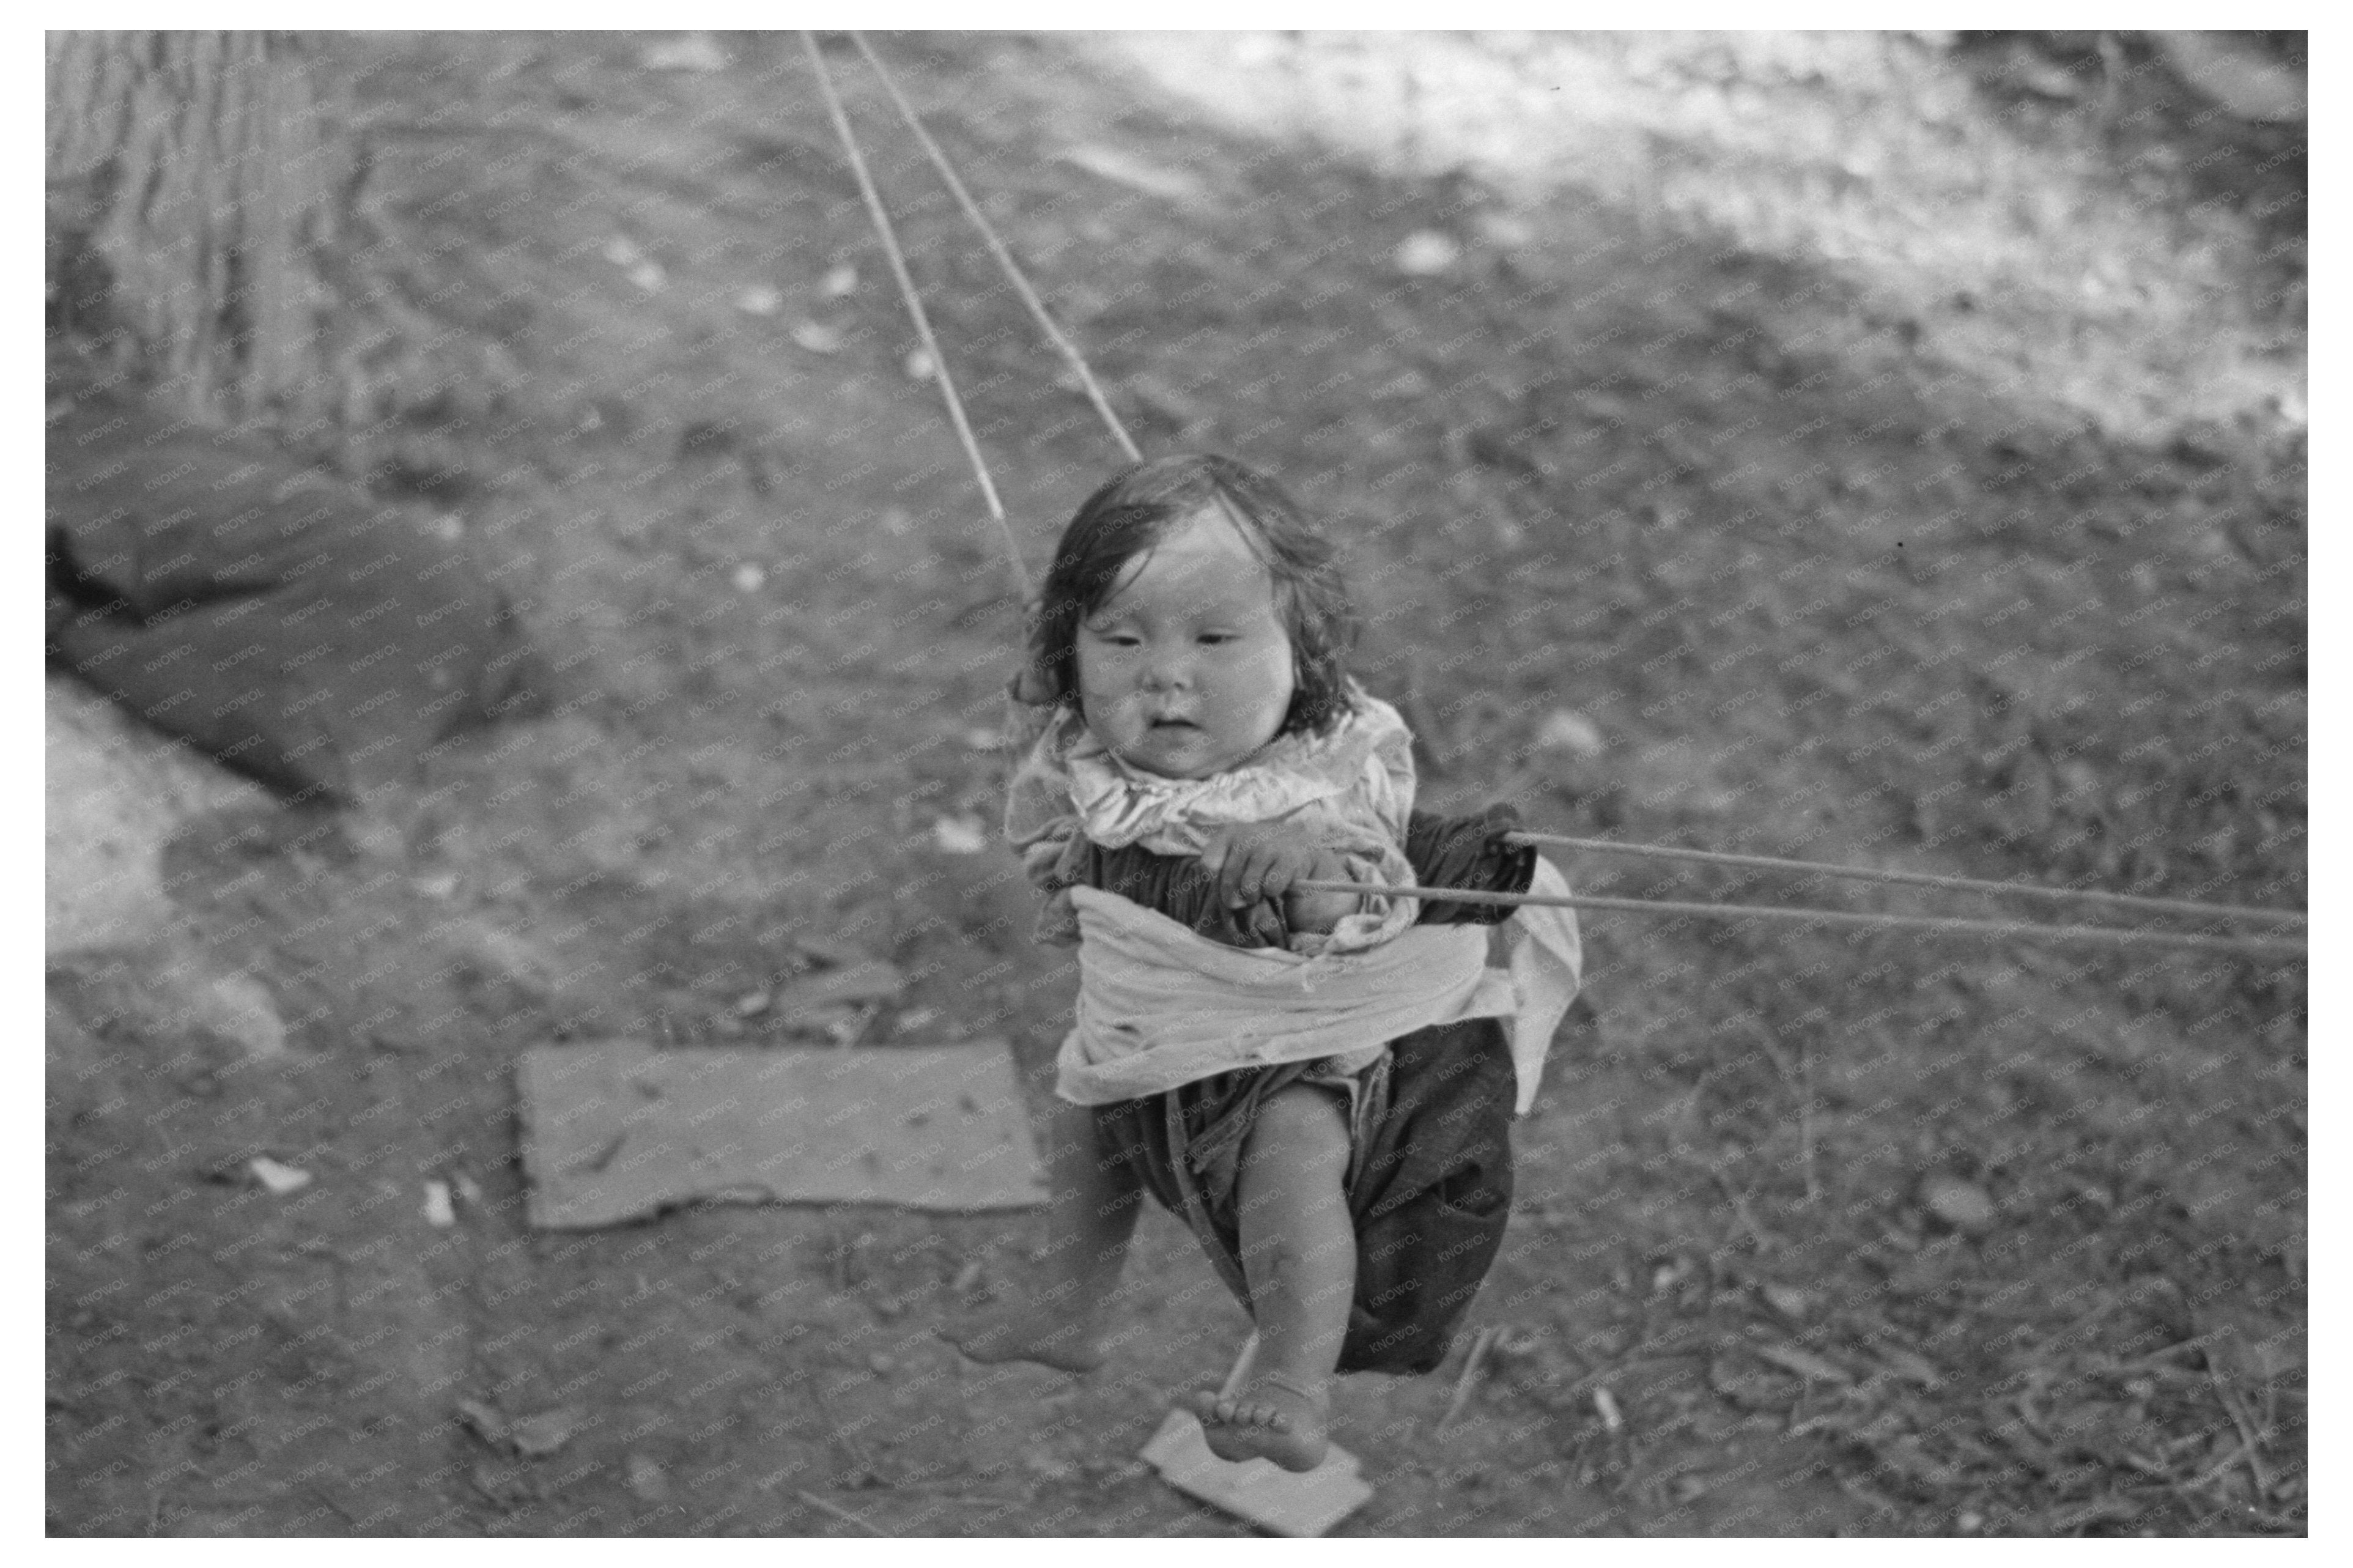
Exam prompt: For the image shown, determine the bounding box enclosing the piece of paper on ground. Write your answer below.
[518,1039,1046,1229]
[1139,1410,1373,1538]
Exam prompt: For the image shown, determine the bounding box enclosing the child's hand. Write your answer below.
[1197,826,1356,934]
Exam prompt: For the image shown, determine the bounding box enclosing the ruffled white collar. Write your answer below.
[1055,688,1411,854]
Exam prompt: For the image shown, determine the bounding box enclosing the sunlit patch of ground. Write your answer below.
[1084,30,2302,443]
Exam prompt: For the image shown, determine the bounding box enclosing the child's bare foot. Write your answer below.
[939,1302,1106,1374]
[1183,1373,1330,1472]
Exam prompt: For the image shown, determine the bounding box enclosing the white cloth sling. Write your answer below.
[1056,856,1583,1115]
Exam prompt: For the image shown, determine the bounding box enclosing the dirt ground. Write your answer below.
[45,32,2305,1537]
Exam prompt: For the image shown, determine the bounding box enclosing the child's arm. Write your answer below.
[1403,804,1538,924]
[1175,805,1536,941]
[1064,838,1293,948]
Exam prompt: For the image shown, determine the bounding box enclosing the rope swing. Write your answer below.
[798,32,2305,963]
[1288,881,2305,958]
[800,32,1027,598]
[1499,830,2306,928]
[847,32,1142,466]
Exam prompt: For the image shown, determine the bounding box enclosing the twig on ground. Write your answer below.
[1835,1472,1902,1518]
[877,1476,1030,1499]
[922,1492,1030,1507]
[2110,1331,2223,1373]
[1797,1035,1818,1205]
[1548,1353,1688,1412]
[2185,1439,2255,1494]
[1436,1325,1501,1436]
[797,1489,891,1537]
[1706,1163,1773,1251]
[1743,1023,1819,1205]
[2203,1357,2273,1498]
[2046,1495,2146,1535]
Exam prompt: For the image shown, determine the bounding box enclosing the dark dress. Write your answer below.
[1057,805,1538,1375]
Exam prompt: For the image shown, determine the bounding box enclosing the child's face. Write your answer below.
[1074,505,1296,780]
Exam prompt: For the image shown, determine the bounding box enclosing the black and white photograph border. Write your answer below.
[31,9,2321,1547]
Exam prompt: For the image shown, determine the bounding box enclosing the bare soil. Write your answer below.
[46,32,2303,1537]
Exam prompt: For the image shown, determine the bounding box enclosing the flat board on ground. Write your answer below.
[518,1039,1046,1229]
[1139,1409,1373,1537]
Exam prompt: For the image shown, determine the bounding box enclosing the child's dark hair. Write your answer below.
[1029,453,1359,736]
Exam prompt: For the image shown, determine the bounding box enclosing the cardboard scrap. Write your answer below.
[1140,1333,1373,1537]
[1139,1411,1372,1538]
[517,1039,1046,1229]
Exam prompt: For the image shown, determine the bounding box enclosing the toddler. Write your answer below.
[946,454,1579,1473]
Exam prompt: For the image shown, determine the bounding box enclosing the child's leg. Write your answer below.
[942,1095,1140,1372]
[1184,1083,1353,1471]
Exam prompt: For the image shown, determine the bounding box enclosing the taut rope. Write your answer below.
[800,32,1029,599]
[1290,881,2304,958]
[848,32,1142,464]
[1502,831,2303,930]
[799,34,2305,963]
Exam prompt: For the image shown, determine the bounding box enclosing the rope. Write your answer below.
[801,42,2299,964]
[799,32,1030,599]
[1504,831,2305,928]
[849,32,1142,464]
[1288,880,2307,958]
